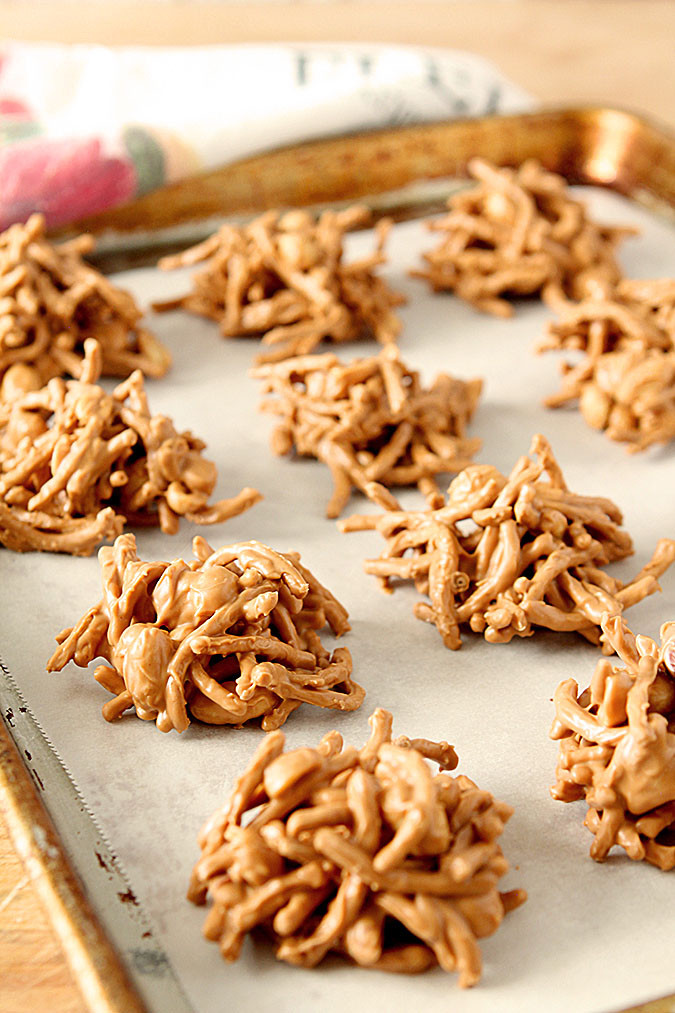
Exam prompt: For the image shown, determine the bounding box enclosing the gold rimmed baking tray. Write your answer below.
[2,106,675,1013]
[64,105,675,262]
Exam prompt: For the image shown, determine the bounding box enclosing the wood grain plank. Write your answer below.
[0,815,87,1013]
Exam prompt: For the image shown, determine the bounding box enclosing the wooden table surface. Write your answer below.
[1,4,674,1012]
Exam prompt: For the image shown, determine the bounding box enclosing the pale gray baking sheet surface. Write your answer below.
[1,189,674,1013]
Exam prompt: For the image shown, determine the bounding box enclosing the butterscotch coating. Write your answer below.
[340,433,675,651]
[414,158,633,317]
[551,614,675,870]
[252,345,482,518]
[154,206,405,364]
[48,533,364,732]
[540,279,675,450]
[0,214,170,383]
[188,708,525,986]
[0,340,260,555]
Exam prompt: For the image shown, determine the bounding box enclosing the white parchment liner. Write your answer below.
[1,189,674,1012]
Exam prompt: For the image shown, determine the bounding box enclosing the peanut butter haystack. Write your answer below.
[0,340,260,555]
[188,707,526,985]
[252,345,482,518]
[539,279,675,450]
[48,534,363,731]
[154,206,404,364]
[551,614,675,870]
[340,434,675,651]
[414,159,633,317]
[0,214,170,383]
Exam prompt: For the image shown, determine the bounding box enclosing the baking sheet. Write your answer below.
[1,188,675,1013]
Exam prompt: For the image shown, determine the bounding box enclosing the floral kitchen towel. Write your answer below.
[0,42,532,231]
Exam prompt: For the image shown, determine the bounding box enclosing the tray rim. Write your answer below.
[3,104,675,1013]
[57,104,675,242]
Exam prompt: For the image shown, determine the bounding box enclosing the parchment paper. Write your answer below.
[1,188,674,1013]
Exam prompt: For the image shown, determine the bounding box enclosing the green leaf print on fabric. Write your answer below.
[0,120,40,145]
[0,97,41,146]
[122,125,166,196]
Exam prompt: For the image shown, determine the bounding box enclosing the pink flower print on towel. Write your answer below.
[0,136,137,230]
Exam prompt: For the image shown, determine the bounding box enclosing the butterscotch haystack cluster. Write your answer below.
[540,279,675,450]
[551,614,675,870]
[0,214,170,383]
[48,533,364,731]
[414,159,633,317]
[340,434,675,650]
[252,345,482,517]
[0,340,260,555]
[155,206,405,364]
[188,707,525,985]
